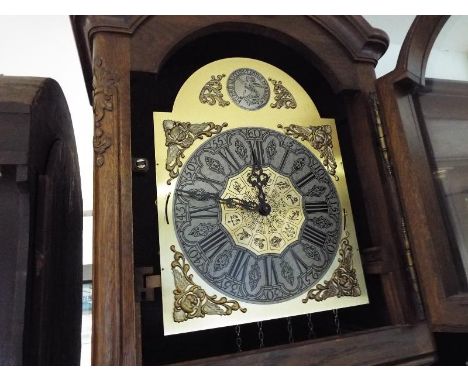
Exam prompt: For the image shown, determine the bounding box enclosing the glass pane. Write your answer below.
[432,154,468,286]
[420,16,468,289]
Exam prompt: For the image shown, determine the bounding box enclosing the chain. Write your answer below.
[286,317,294,344]
[235,325,242,352]
[333,309,341,335]
[257,321,265,348]
[306,313,316,339]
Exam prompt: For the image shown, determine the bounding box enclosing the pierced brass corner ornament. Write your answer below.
[199,74,230,107]
[163,120,227,184]
[92,58,117,167]
[170,246,247,323]
[302,232,361,303]
[278,124,339,181]
[269,78,297,109]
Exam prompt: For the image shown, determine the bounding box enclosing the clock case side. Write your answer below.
[376,16,468,332]
[72,15,436,365]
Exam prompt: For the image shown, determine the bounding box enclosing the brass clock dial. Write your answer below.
[154,57,368,335]
[173,127,340,303]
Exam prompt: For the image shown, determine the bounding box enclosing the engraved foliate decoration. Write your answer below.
[171,246,247,322]
[227,68,270,110]
[199,74,230,107]
[163,120,227,184]
[279,124,339,181]
[173,127,341,304]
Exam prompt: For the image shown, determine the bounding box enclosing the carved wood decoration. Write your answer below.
[92,58,116,167]
[71,15,436,365]
[89,33,138,365]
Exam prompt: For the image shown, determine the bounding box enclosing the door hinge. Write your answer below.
[369,92,393,177]
[369,91,425,320]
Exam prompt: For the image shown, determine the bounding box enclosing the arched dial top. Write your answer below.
[173,127,341,304]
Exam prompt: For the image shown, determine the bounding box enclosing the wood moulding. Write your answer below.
[175,323,434,366]
[71,15,389,102]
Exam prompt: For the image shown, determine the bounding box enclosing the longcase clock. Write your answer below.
[71,15,437,365]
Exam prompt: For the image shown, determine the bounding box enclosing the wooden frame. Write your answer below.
[376,16,468,331]
[71,15,435,365]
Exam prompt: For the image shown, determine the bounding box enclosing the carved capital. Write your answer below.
[170,246,247,322]
[92,58,118,167]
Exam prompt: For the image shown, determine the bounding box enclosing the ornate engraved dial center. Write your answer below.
[220,166,305,255]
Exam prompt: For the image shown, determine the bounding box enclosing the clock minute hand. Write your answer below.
[176,189,259,212]
[176,189,219,201]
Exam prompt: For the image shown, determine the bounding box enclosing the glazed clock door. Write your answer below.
[154,57,368,335]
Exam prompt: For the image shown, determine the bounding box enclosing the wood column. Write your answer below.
[91,32,138,365]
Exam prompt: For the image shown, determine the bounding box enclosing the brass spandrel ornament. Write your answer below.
[269,78,297,110]
[303,232,361,302]
[199,74,230,107]
[163,120,227,184]
[170,245,247,322]
[278,123,339,181]
[154,57,368,335]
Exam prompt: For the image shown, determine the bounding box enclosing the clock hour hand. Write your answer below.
[248,149,271,216]
[218,197,259,212]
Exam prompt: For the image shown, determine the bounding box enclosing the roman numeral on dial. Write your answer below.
[199,229,229,255]
[249,141,265,166]
[302,224,327,247]
[305,201,328,214]
[189,204,219,219]
[296,172,315,188]
[263,256,279,286]
[218,148,242,172]
[289,248,309,274]
[227,251,250,281]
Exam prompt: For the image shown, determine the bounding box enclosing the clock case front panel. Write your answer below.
[130,30,413,364]
[71,14,438,365]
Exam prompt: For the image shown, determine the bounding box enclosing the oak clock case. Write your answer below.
[153,58,368,335]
